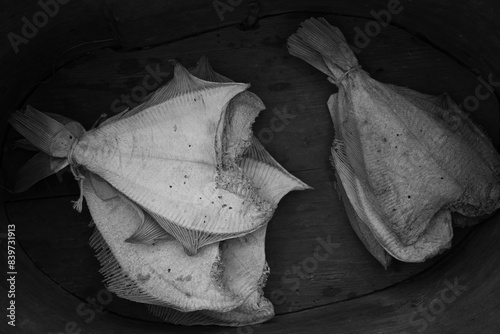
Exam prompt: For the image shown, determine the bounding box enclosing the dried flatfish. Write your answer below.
[288,18,500,263]
[147,227,274,326]
[83,172,253,312]
[9,59,309,255]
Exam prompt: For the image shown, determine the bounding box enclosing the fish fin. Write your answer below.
[240,137,311,205]
[190,55,233,83]
[126,61,249,113]
[9,107,72,157]
[147,305,224,326]
[13,152,68,192]
[88,228,176,305]
[148,290,274,326]
[125,211,174,245]
[287,17,358,81]
[147,211,259,256]
[13,138,39,151]
[333,161,392,267]
[99,108,130,128]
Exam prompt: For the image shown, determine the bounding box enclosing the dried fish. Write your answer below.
[9,57,309,324]
[288,18,500,264]
[9,59,310,255]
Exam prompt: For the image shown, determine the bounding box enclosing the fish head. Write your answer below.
[50,129,77,158]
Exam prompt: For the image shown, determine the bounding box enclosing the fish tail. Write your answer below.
[9,106,76,158]
[12,151,68,193]
[287,17,360,84]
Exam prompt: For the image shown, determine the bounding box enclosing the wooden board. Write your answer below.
[2,13,497,324]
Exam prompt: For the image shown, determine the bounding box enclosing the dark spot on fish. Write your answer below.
[222,204,227,208]
[184,175,188,178]
[136,273,151,283]
[382,137,388,142]
[229,207,232,209]
[185,292,191,298]
[218,196,222,199]
[174,125,177,132]
[188,144,192,147]
[377,149,381,153]
[194,98,196,101]
[168,268,171,273]
[347,291,358,299]
[408,195,411,199]
[169,185,172,188]
[268,82,292,92]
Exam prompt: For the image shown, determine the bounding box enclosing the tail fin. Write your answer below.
[9,106,76,158]
[13,152,68,193]
[9,106,86,193]
[287,17,359,83]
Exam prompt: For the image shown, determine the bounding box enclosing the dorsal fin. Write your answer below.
[190,56,232,83]
[125,211,174,245]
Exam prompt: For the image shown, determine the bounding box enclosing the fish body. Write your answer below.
[288,17,500,264]
[10,60,308,254]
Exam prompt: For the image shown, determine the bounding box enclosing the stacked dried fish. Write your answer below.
[288,18,500,266]
[9,57,310,325]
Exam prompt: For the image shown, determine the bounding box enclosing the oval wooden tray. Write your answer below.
[1,1,500,333]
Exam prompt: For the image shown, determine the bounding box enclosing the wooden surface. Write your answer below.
[1,1,500,334]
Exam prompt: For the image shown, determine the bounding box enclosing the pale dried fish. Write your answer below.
[9,59,310,255]
[288,17,500,263]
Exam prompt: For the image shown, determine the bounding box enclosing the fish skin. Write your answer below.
[67,63,274,253]
[288,17,500,263]
[83,173,251,313]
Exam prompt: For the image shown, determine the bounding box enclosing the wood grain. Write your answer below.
[1,1,500,333]
[3,12,496,320]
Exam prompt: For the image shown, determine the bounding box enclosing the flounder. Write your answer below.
[287,18,500,264]
[9,57,310,255]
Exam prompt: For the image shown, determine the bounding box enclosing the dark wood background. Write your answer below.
[1,1,500,333]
